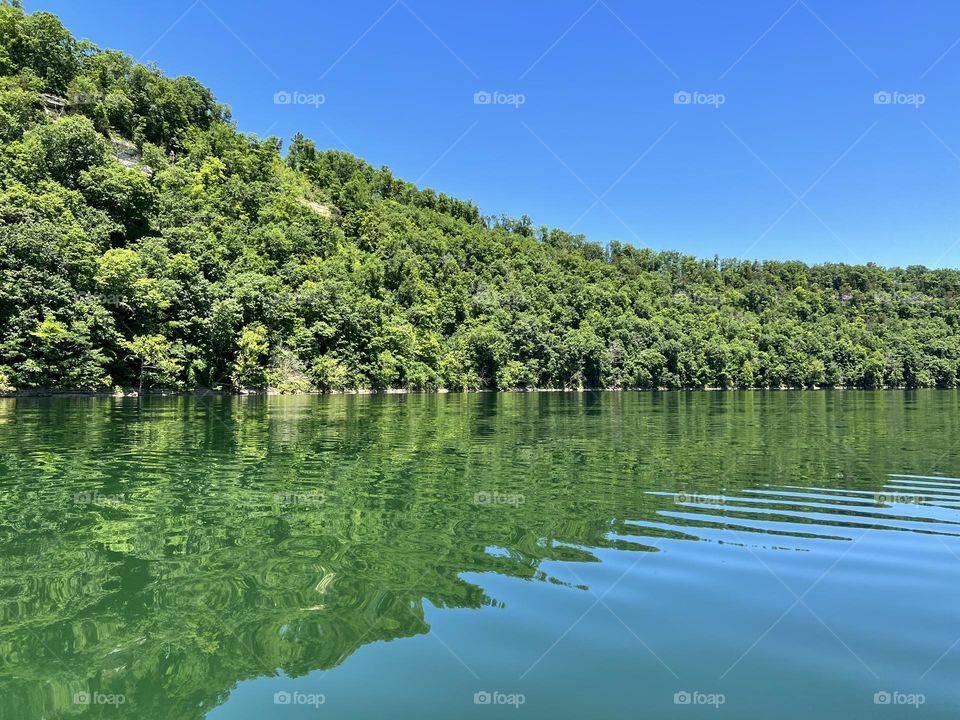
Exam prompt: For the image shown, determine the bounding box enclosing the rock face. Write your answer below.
[298,198,334,217]
[41,93,66,116]
[111,138,139,167]
[110,138,153,176]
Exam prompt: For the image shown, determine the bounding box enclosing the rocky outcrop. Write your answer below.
[298,198,334,217]
[110,138,153,176]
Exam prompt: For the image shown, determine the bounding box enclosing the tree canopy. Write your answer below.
[2,4,959,392]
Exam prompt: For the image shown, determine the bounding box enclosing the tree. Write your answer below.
[79,163,155,239]
[231,323,269,388]
[19,115,109,187]
[124,334,184,391]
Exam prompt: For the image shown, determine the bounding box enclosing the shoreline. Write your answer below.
[0,385,936,398]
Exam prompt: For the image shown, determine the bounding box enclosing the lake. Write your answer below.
[1,391,959,718]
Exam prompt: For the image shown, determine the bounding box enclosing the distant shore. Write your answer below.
[0,385,932,398]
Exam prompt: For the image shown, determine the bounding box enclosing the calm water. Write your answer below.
[1,391,959,719]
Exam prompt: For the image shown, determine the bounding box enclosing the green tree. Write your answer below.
[231,323,269,388]
[124,334,184,391]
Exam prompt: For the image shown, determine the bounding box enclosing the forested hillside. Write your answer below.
[2,4,959,392]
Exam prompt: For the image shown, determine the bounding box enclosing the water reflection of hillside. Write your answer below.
[0,391,958,719]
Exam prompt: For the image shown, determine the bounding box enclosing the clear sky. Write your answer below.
[26,0,960,268]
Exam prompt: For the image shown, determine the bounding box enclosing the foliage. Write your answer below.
[124,333,185,390]
[231,322,269,388]
[2,5,960,391]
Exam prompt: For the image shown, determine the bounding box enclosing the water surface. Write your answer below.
[1,391,959,718]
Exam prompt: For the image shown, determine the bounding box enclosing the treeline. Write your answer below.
[1,3,960,392]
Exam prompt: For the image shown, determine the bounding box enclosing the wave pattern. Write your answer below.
[0,392,959,718]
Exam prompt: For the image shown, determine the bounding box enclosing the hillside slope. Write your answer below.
[1,5,959,392]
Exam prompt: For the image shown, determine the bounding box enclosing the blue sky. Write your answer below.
[27,0,960,268]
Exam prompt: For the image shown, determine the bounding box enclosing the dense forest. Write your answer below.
[1,4,959,393]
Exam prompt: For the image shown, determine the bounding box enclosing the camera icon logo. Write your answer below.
[274,91,292,105]
[73,691,91,705]
[474,691,492,705]
[474,91,492,105]
[274,691,292,705]
[674,691,692,705]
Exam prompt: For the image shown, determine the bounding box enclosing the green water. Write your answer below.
[1,391,959,719]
